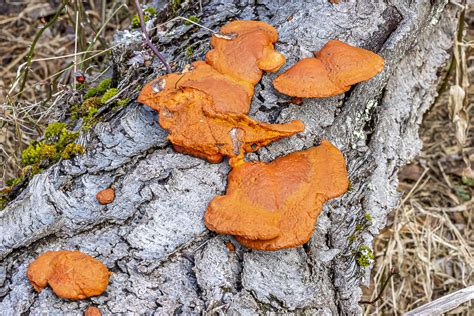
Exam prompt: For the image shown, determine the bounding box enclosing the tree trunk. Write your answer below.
[0,0,458,314]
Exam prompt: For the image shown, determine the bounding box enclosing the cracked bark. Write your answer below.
[0,0,459,314]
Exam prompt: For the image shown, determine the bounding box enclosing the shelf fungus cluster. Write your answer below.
[27,250,111,300]
[205,140,349,250]
[138,21,386,251]
[138,20,301,163]
[23,20,382,305]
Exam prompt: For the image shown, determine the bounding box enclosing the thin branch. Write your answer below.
[404,285,474,316]
[134,0,171,73]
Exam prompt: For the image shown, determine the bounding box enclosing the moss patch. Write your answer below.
[171,0,182,13]
[84,78,111,99]
[185,15,200,26]
[101,88,118,104]
[356,245,374,268]
[131,7,157,28]
[62,143,85,159]
[44,122,66,140]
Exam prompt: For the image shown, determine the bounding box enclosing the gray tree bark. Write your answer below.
[0,0,458,314]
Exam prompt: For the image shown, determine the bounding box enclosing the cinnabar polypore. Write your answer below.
[27,250,111,300]
[138,20,304,163]
[138,86,304,163]
[273,40,384,98]
[204,140,349,251]
[206,20,286,85]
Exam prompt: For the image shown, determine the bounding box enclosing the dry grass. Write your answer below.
[363,4,473,314]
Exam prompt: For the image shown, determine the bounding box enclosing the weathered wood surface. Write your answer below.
[405,285,474,316]
[0,0,458,314]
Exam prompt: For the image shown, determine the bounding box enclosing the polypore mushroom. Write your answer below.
[140,61,253,114]
[84,306,102,316]
[206,20,286,85]
[138,20,300,162]
[204,140,349,250]
[273,40,384,98]
[138,86,304,163]
[96,188,115,205]
[27,250,111,300]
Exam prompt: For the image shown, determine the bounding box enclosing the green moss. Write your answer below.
[185,46,194,59]
[84,78,112,99]
[364,213,373,221]
[185,15,200,26]
[131,15,140,28]
[81,96,102,112]
[13,119,86,204]
[96,78,112,94]
[355,223,363,232]
[39,144,58,161]
[144,7,157,16]
[116,98,130,107]
[61,143,85,159]
[356,245,374,268]
[0,197,8,209]
[22,142,42,166]
[22,164,41,177]
[171,0,182,13]
[6,177,22,187]
[70,104,80,121]
[132,7,158,28]
[101,88,118,104]
[84,86,98,99]
[44,122,66,140]
[88,107,98,117]
[57,130,79,149]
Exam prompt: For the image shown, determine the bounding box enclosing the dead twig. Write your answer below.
[133,0,171,73]
[360,269,399,305]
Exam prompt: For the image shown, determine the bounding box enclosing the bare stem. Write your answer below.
[359,269,398,305]
[134,0,171,73]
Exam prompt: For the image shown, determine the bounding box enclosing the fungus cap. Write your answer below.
[27,250,111,300]
[273,40,384,98]
[139,86,304,163]
[96,188,115,205]
[205,140,349,250]
[206,20,286,85]
[138,61,253,115]
[84,306,102,316]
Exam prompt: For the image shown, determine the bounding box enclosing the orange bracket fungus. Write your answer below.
[204,140,349,251]
[138,20,304,163]
[206,20,286,85]
[96,188,115,205]
[138,85,304,163]
[84,306,102,316]
[27,250,111,300]
[273,40,384,98]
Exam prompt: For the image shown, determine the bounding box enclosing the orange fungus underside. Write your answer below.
[27,250,111,300]
[273,40,384,98]
[204,140,349,251]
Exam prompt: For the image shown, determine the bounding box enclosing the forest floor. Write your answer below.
[0,1,472,315]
